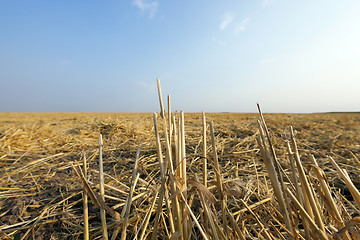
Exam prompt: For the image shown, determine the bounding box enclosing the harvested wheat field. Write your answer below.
[2,1,360,239]
[0,104,360,239]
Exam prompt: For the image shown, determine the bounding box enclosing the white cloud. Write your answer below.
[212,38,226,46]
[234,17,250,35]
[133,0,158,18]
[220,13,235,30]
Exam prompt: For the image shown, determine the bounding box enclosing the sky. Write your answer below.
[0,0,359,113]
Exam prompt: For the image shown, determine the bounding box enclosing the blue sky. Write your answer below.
[0,0,359,113]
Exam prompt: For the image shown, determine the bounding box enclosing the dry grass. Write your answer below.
[0,108,359,239]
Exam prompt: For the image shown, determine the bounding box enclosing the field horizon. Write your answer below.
[1,111,359,114]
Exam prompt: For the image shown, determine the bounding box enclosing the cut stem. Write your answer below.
[98,134,108,240]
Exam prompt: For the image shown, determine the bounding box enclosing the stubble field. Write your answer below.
[0,112,359,239]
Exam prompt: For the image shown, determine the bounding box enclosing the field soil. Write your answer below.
[0,112,359,239]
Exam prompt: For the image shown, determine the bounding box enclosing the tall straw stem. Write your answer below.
[202,112,207,187]
[209,121,228,236]
[98,134,108,240]
[152,113,175,236]
[156,78,165,119]
[172,115,180,177]
[82,152,89,240]
[209,121,223,195]
[290,127,325,232]
[289,128,315,224]
[162,115,183,239]
[180,111,186,192]
[180,111,189,239]
[285,141,311,240]
[168,95,172,142]
[156,79,177,234]
[257,104,294,234]
[256,121,293,235]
